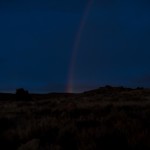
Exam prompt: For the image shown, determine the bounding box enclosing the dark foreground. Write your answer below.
[0,86,150,150]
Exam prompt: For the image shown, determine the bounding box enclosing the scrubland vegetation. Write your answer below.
[0,86,150,150]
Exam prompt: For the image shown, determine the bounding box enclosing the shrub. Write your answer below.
[16,88,31,101]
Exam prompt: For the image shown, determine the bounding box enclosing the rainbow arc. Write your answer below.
[67,0,94,93]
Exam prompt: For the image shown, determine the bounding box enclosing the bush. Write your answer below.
[16,88,31,101]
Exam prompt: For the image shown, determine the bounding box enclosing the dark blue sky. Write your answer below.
[0,0,150,93]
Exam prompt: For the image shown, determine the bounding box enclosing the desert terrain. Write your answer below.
[0,86,150,150]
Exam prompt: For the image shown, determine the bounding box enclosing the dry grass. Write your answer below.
[0,87,150,149]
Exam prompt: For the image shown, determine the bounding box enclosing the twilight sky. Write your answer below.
[0,0,150,93]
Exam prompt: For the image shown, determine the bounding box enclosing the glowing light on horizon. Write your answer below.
[66,0,94,93]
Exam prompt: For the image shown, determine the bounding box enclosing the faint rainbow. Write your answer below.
[66,0,93,93]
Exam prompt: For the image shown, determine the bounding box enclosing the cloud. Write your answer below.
[0,58,4,64]
[132,75,150,87]
[1,0,150,13]
[0,0,89,13]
